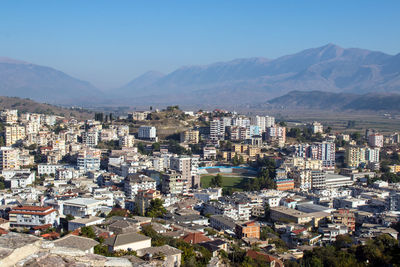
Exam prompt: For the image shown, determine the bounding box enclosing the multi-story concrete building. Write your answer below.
[82,131,99,147]
[265,116,275,128]
[311,170,326,189]
[170,156,199,189]
[265,125,286,143]
[161,170,186,195]
[138,126,157,141]
[119,135,135,148]
[270,206,313,224]
[6,172,35,188]
[275,168,294,191]
[308,121,323,134]
[9,206,59,228]
[235,221,260,239]
[209,215,236,231]
[38,164,66,176]
[365,147,380,164]
[203,200,252,221]
[345,146,379,169]
[180,129,199,144]
[250,116,266,132]
[0,147,19,170]
[332,209,355,232]
[135,189,161,216]
[0,109,18,124]
[368,133,384,148]
[61,198,104,218]
[228,126,248,141]
[77,147,101,172]
[307,142,335,169]
[210,119,225,141]
[5,125,26,146]
[124,174,157,199]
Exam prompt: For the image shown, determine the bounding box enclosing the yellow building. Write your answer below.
[389,165,400,173]
[180,129,199,144]
[0,147,19,170]
[345,147,365,168]
[5,125,26,146]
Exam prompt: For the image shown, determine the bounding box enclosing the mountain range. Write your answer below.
[0,43,400,106]
[266,90,400,112]
[0,57,102,105]
[114,43,400,105]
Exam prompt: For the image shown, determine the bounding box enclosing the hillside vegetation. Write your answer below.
[0,96,94,119]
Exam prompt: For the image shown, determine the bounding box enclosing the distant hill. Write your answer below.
[267,90,400,112]
[114,44,400,105]
[0,96,94,119]
[0,57,103,105]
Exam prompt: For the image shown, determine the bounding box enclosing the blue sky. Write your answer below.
[1,0,399,89]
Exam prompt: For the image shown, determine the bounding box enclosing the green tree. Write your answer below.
[80,226,96,239]
[264,203,271,221]
[334,234,353,249]
[65,214,75,221]
[210,174,223,187]
[146,199,167,218]
[151,142,160,151]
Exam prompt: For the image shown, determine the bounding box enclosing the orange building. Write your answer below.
[235,221,260,239]
[275,168,294,191]
[332,209,356,232]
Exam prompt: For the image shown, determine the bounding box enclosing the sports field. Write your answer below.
[200,174,251,190]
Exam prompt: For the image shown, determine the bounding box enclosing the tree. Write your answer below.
[210,174,222,188]
[146,199,167,218]
[325,126,332,134]
[80,226,96,239]
[264,203,271,221]
[152,142,160,151]
[334,234,353,249]
[65,214,75,221]
[94,113,104,122]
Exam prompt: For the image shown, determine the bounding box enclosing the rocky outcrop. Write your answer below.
[0,232,156,267]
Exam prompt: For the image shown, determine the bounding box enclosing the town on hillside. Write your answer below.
[0,106,399,266]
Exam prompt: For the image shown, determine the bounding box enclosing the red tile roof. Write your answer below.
[292,228,307,235]
[181,232,211,244]
[0,228,8,235]
[13,206,51,211]
[33,224,52,230]
[246,250,284,267]
[41,232,60,240]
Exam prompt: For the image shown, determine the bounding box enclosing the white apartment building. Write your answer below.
[61,198,105,218]
[368,134,384,148]
[38,164,66,176]
[82,131,99,147]
[210,119,225,141]
[77,148,101,172]
[124,173,157,199]
[309,121,324,134]
[138,126,157,141]
[6,172,35,188]
[119,135,135,148]
[9,206,59,228]
[0,109,18,124]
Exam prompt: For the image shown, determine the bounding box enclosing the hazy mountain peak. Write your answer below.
[0,57,29,64]
[0,56,102,105]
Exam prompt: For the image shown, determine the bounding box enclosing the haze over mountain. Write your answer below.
[267,90,400,112]
[116,44,400,105]
[0,44,400,107]
[0,57,103,105]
